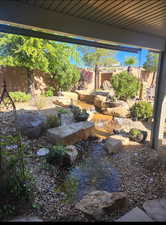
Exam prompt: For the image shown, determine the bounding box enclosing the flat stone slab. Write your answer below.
[9,216,43,222]
[143,199,166,221]
[47,121,95,145]
[115,207,153,222]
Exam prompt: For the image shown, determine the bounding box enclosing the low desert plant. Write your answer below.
[129,128,147,143]
[111,71,140,100]
[46,145,69,167]
[46,115,60,128]
[129,128,141,137]
[9,91,31,102]
[70,105,89,122]
[130,101,153,121]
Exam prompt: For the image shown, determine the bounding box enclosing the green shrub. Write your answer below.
[44,87,55,97]
[111,71,140,100]
[129,128,147,143]
[46,115,60,128]
[129,128,141,137]
[70,105,89,122]
[9,91,31,102]
[130,101,153,120]
[46,145,68,166]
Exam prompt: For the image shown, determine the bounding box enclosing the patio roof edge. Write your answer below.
[0,0,165,51]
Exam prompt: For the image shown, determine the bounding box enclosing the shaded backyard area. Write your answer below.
[1,87,166,222]
[1,0,166,222]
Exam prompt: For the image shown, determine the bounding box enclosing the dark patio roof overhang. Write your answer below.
[0,0,165,51]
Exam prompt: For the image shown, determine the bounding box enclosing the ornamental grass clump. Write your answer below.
[45,115,60,129]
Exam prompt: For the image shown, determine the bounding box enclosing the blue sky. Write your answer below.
[116,48,148,66]
[70,45,148,67]
[68,40,149,67]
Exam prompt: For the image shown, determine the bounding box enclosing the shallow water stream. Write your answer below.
[56,141,122,203]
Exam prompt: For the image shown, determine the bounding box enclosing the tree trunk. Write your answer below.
[151,71,156,87]
[127,65,132,74]
[95,64,99,89]
[27,69,34,95]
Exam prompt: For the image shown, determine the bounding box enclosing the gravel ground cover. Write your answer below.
[1,112,166,222]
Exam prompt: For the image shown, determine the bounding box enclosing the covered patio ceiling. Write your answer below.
[12,0,166,39]
[0,0,165,51]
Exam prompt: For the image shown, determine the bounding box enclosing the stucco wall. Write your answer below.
[0,66,28,93]
[0,66,155,96]
[0,66,53,95]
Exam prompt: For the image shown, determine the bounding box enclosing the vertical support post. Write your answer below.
[151,50,166,150]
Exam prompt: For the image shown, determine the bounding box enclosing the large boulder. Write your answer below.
[59,111,74,126]
[47,121,95,145]
[16,112,47,139]
[104,135,129,154]
[114,118,150,140]
[75,90,95,104]
[102,107,129,118]
[61,91,78,102]
[75,191,127,220]
[102,101,130,118]
[53,96,76,107]
[94,95,108,109]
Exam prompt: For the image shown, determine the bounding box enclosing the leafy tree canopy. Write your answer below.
[0,33,80,91]
[124,56,137,66]
[143,51,159,73]
[78,46,118,67]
